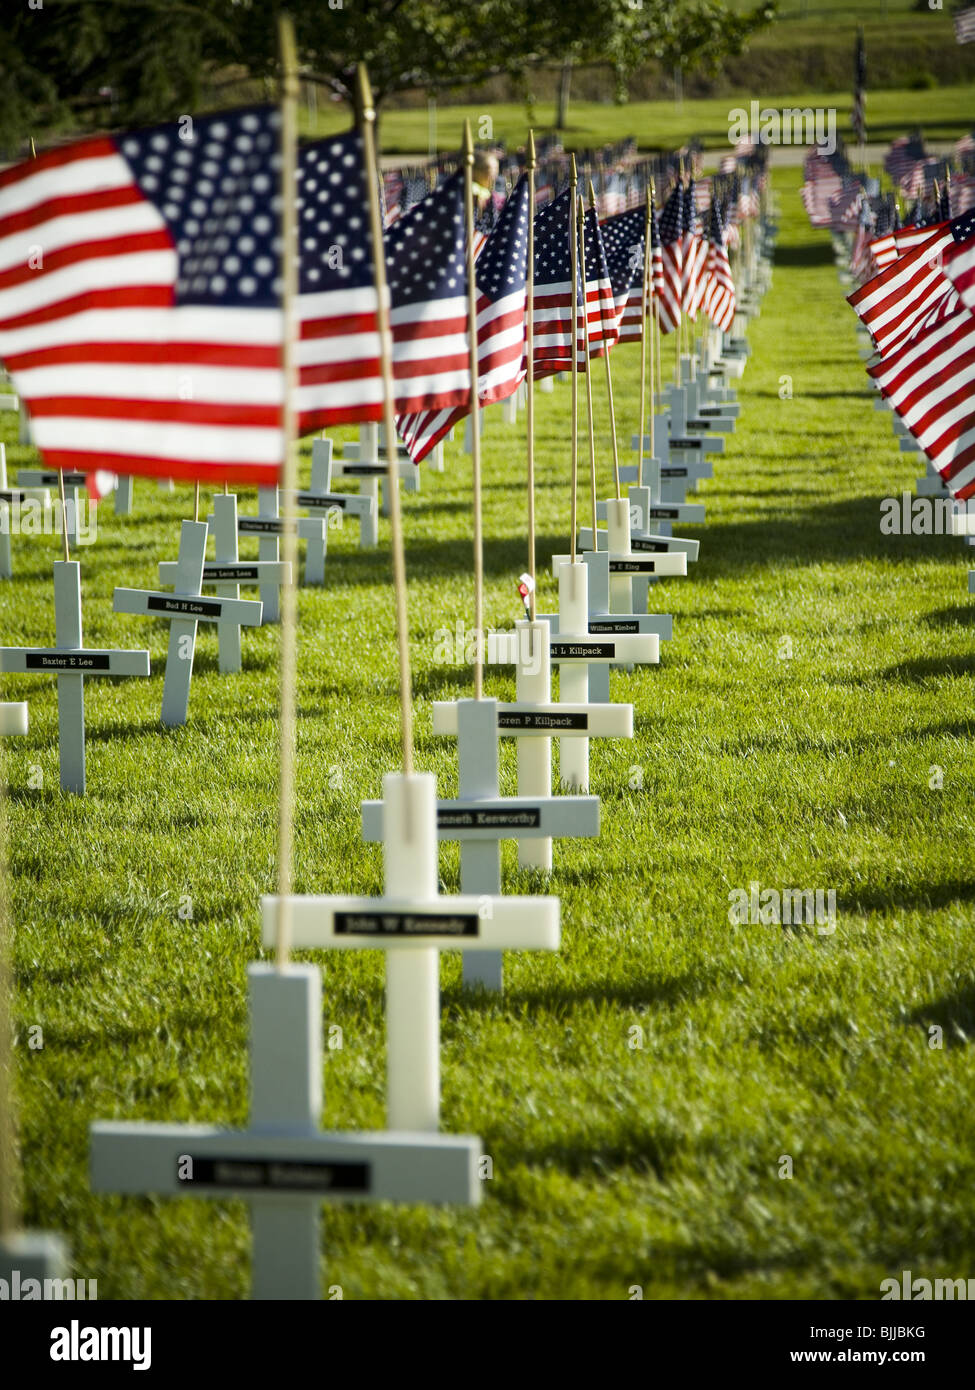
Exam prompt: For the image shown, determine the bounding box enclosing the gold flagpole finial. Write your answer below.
[587,178,597,210]
[356,62,375,124]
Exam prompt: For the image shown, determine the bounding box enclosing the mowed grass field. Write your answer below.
[4,176,975,1301]
[304,83,975,157]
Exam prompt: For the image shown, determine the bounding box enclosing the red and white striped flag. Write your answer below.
[700,200,736,333]
[848,220,958,358]
[0,111,384,487]
[396,175,530,462]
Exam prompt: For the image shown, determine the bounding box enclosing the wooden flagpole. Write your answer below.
[526,130,537,621]
[577,194,598,545]
[638,191,650,484]
[589,179,622,503]
[274,13,301,968]
[29,138,70,562]
[0,758,17,1238]
[569,155,579,565]
[359,64,415,770]
[463,120,485,700]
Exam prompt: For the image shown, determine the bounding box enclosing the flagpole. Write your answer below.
[638,191,650,484]
[577,195,598,547]
[0,754,18,1238]
[589,179,622,503]
[274,13,300,969]
[463,120,485,700]
[359,64,415,769]
[569,155,579,566]
[30,138,70,562]
[526,130,537,621]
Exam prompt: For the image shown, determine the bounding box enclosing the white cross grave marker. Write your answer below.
[114,519,262,727]
[287,437,376,584]
[159,496,289,674]
[91,957,481,1300]
[362,699,598,993]
[263,772,560,1131]
[487,560,654,792]
[333,424,418,544]
[0,561,150,793]
[0,443,51,581]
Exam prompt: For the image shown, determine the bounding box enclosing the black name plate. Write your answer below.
[238,518,284,534]
[550,641,616,659]
[499,711,588,730]
[631,538,669,552]
[148,596,222,618]
[186,1157,370,1194]
[204,565,260,581]
[646,507,679,519]
[25,652,111,671]
[661,467,689,478]
[297,492,348,509]
[608,559,657,574]
[334,910,479,937]
[589,620,639,634]
[669,439,706,451]
[438,806,542,830]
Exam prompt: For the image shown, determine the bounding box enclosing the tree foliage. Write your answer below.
[0,0,774,154]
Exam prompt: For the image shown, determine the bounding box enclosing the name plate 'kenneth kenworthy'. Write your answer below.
[186,1157,371,1194]
[438,807,542,830]
[334,911,480,937]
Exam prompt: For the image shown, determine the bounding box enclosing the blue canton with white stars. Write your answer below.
[297,132,373,292]
[121,107,283,309]
[659,184,685,247]
[950,209,975,243]
[599,207,646,301]
[475,175,530,299]
[533,189,581,294]
[384,170,467,306]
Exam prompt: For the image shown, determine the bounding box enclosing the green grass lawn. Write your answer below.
[304,84,975,155]
[4,178,975,1300]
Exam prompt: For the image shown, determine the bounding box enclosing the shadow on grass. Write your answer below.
[447,966,723,1016]
[904,982,975,1049]
[920,604,975,630]
[875,654,975,685]
[837,878,975,916]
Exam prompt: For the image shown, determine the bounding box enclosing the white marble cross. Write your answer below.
[263,772,559,1132]
[224,487,325,624]
[363,699,598,993]
[0,561,150,793]
[333,424,418,544]
[114,520,262,727]
[91,958,481,1300]
[619,428,714,500]
[0,443,51,581]
[159,496,289,674]
[488,560,652,791]
[286,438,376,584]
[14,467,88,551]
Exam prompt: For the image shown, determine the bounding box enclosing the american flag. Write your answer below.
[656,182,683,334]
[848,219,958,358]
[955,5,975,45]
[681,178,708,320]
[580,204,618,359]
[599,205,647,345]
[0,109,383,487]
[700,199,736,333]
[395,174,530,463]
[869,303,975,497]
[531,188,580,377]
[384,169,470,414]
[800,152,845,227]
[895,219,948,258]
[885,133,927,194]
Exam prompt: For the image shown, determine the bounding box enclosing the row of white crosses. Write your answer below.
[91,770,560,1299]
